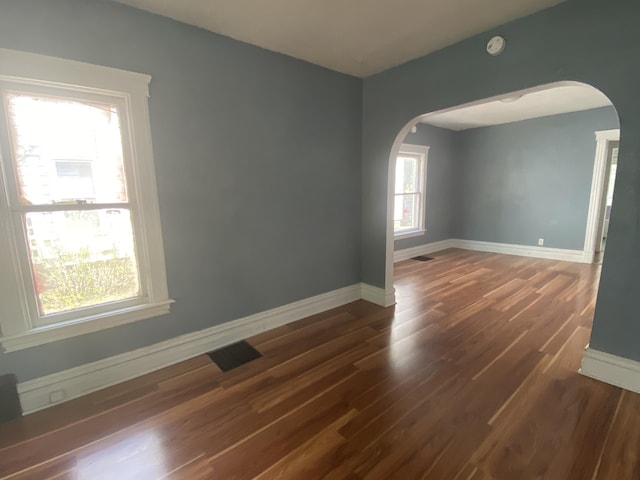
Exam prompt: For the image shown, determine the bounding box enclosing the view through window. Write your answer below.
[394,145,427,236]
[5,91,140,319]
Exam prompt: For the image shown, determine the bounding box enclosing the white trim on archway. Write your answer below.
[583,129,620,263]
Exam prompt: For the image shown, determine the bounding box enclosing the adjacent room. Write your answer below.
[392,82,620,265]
[0,0,639,478]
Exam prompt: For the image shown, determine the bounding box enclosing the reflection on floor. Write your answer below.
[76,431,165,480]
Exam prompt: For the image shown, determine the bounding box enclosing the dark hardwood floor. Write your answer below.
[1,248,639,479]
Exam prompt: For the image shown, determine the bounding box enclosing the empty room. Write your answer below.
[0,0,639,478]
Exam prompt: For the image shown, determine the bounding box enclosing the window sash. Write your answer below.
[0,81,148,328]
[394,153,422,195]
[9,208,146,327]
[394,192,422,232]
[0,82,132,208]
[0,99,148,328]
[393,145,428,236]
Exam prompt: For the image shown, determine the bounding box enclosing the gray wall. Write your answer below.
[454,107,619,249]
[362,0,640,362]
[0,0,362,381]
[395,124,457,250]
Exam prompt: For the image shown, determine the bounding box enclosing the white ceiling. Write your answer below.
[113,0,566,77]
[419,84,613,131]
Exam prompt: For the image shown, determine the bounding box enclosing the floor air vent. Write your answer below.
[207,341,263,372]
[412,255,434,262]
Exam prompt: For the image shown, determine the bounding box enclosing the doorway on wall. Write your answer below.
[584,129,620,265]
[594,141,619,263]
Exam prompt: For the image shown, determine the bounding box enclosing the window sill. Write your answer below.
[0,300,174,353]
[394,229,426,241]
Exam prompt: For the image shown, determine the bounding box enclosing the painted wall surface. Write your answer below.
[362,0,640,361]
[0,0,362,381]
[395,124,457,250]
[454,107,619,250]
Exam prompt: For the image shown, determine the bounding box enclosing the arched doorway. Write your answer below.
[384,81,620,305]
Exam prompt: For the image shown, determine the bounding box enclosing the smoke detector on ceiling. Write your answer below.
[487,36,506,56]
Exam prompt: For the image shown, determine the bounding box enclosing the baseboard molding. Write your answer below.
[582,250,596,264]
[360,283,396,308]
[394,238,587,264]
[580,347,640,394]
[18,284,362,414]
[450,239,587,263]
[393,239,454,263]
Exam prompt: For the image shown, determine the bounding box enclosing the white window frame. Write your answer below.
[0,48,173,352]
[393,143,429,240]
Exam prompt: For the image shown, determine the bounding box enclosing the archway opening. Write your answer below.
[385,81,620,308]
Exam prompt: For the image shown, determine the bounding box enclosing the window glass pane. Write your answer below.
[395,155,418,194]
[55,161,96,200]
[394,193,419,232]
[5,92,128,205]
[25,209,140,316]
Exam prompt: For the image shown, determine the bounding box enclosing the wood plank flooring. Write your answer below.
[1,248,639,479]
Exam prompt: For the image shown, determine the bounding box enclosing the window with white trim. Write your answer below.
[394,144,428,238]
[0,49,172,352]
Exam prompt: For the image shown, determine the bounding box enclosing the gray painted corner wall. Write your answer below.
[362,0,640,362]
[0,0,363,381]
[454,106,619,250]
[395,124,457,250]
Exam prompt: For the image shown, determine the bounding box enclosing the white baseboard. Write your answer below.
[450,239,587,263]
[580,347,640,394]
[360,283,396,308]
[18,284,362,414]
[394,239,586,264]
[393,239,454,263]
[582,250,596,264]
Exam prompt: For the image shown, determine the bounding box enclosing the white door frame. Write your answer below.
[583,129,620,263]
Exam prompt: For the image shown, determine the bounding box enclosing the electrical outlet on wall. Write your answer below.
[49,390,65,404]
[538,238,544,246]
